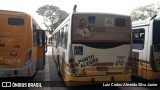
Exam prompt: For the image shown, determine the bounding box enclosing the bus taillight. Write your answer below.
[127,57,132,66]
[69,58,78,76]
[69,63,75,69]
[28,50,32,60]
[25,50,32,63]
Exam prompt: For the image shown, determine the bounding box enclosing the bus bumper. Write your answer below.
[0,62,35,78]
[65,73,131,86]
[135,70,160,80]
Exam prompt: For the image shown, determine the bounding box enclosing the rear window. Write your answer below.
[115,18,125,26]
[8,18,24,25]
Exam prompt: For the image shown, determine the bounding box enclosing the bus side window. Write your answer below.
[33,24,38,46]
[58,31,60,46]
[33,31,38,46]
[153,20,160,52]
[153,20,160,44]
[37,31,43,47]
[60,28,64,46]
[56,31,60,47]
[55,32,58,47]
[52,34,54,45]
[63,25,68,49]
[54,33,57,47]
[132,29,145,50]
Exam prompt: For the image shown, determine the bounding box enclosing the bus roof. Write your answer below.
[132,20,150,27]
[0,9,42,30]
[73,12,130,17]
[0,9,28,16]
[52,12,131,35]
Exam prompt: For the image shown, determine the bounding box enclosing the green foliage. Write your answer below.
[130,2,160,21]
[36,5,69,31]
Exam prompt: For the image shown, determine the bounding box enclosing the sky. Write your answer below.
[0,0,159,29]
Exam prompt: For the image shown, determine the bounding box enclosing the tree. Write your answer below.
[130,2,160,21]
[36,5,69,32]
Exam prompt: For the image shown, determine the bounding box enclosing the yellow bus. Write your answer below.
[51,11,132,86]
[132,16,160,80]
[0,10,47,78]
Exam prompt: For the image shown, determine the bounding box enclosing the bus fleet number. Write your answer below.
[5,59,20,64]
[115,61,124,66]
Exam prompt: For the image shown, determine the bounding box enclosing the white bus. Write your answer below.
[51,12,132,86]
[132,17,160,80]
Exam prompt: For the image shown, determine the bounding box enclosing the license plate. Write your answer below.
[96,67,107,71]
[94,77,110,81]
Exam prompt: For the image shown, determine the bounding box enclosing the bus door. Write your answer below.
[151,20,160,71]
[132,28,145,76]
[36,30,47,70]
